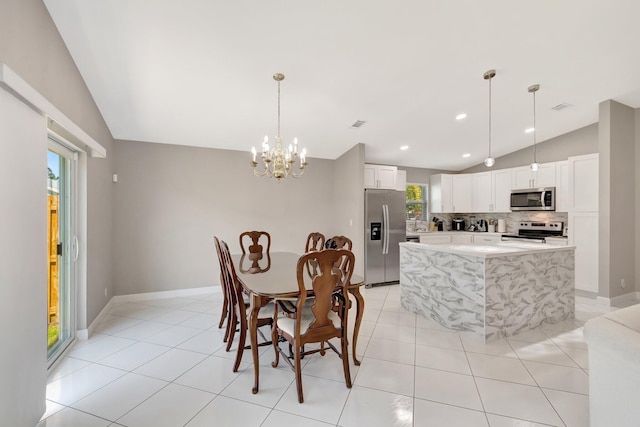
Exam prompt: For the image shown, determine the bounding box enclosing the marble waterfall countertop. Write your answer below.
[399,241,575,341]
[399,241,574,258]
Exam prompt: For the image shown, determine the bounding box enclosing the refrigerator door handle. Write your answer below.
[383,204,389,255]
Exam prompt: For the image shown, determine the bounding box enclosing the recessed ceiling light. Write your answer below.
[525,127,535,133]
[456,113,467,120]
[400,145,409,151]
[462,153,471,158]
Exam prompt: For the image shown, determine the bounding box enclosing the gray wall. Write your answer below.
[636,110,640,295]
[462,124,598,173]
[599,101,636,298]
[402,166,455,184]
[1,0,115,325]
[1,0,115,423]
[0,86,48,427]
[333,143,366,276]
[113,140,344,294]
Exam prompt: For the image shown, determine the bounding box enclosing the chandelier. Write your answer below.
[251,73,308,180]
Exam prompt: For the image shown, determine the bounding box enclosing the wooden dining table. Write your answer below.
[232,251,365,394]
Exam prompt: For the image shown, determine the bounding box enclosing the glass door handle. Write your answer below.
[73,236,79,261]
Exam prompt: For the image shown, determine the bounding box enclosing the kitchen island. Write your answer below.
[399,241,575,342]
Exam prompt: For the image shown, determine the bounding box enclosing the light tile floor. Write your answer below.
[39,287,622,427]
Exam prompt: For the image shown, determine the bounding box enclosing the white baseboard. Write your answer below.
[596,292,640,307]
[76,296,116,340]
[76,286,221,340]
[112,286,219,303]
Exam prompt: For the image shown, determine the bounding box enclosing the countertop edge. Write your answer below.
[399,241,575,258]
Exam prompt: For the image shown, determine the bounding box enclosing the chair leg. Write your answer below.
[233,325,246,372]
[271,325,280,368]
[294,341,304,403]
[341,334,352,388]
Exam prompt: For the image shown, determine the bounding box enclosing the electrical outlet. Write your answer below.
[349,219,353,226]
[104,287,108,297]
[621,279,626,289]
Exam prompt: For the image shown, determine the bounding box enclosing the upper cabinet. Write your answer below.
[451,174,473,212]
[364,164,397,189]
[568,153,599,212]
[512,162,556,189]
[430,174,453,213]
[492,169,512,212]
[472,172,492,212]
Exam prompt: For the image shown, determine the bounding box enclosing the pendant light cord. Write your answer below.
[532,88,537,163]
[488,75,492,158]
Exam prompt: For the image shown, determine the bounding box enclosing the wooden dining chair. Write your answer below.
[213,236,231,340]
[219,238,274,372]
[326,235,353,273]
[326,235,352,250]
[239,231,271,260]
[305,232,325,252]
[271,249,354,403]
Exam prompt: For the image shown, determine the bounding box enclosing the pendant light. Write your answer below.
[528,84,540,171]
[483,69,496,167]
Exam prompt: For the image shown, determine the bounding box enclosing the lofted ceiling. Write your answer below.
[43,0,640,171]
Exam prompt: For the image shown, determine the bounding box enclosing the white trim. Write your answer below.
[0,63,106,158]
[76,297,116,341]
[596,292,640,307]
[113,286,219,303]
[76,286,221,340]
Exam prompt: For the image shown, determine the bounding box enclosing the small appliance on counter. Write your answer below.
[452,218,465,231]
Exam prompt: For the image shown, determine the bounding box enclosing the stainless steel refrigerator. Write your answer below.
[365,189,406,287]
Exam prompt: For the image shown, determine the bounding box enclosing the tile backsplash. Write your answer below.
[419,212,568,234]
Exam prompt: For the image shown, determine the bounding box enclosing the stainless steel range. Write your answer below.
[501,221,564,243]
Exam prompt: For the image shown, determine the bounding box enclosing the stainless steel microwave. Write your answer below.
[510,187,555,211]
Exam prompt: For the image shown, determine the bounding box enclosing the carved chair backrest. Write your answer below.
[239,231,271,260]
[294,249,354,343]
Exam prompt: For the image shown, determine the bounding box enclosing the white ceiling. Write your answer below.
[43,0,640,171]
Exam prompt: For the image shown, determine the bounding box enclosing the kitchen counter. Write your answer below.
[399,242,575,341]
[401,241,574,257]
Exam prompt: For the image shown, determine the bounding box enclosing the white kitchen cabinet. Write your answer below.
[545,237,569,246]
[472,172,492,212]
[569,212,599,293]
[420,234,452,244]
[473,234,502,244]
[492,169,512,212]
[568,153,599,212]
[395,169,407,191]
[452,234,473,244]
[364,164,397,189]
[452,174,473,212]
[512,162,556,189]
[555,161,569,212]
[429,174,453,213]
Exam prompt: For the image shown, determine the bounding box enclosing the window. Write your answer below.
[406,184,428,220]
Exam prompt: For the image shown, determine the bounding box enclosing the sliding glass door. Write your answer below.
[47,140,76,363]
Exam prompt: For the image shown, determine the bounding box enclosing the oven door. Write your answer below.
[510,187,555,211]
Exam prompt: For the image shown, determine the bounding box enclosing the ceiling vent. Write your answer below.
[551,103,571,111]
[350,120,367,128]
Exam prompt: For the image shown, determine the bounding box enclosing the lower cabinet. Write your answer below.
[451,234,473,244]
[569,212,599,293]
[473,234,502,244]
[419,234,452,244]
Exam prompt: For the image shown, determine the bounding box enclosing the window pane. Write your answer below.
[406,184,428,220]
